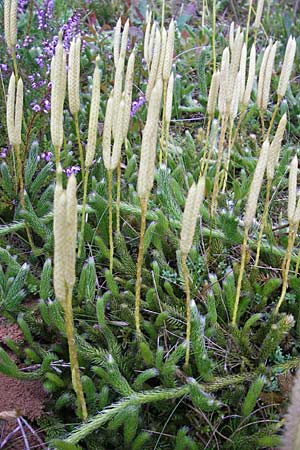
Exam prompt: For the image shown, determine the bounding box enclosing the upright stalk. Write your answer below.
[211,115,228,217]
[221,119,233,193]
[64,286,87,420]
[108,169,114,272]
[245,0,253,49]
[200,116,212,175]
[11,50,18,81]
[135,198,148,338]
[267,98,280,137]
[78,171,88,258]
[116,161,121,234]
[182,254,191,368]
[231,107,246,148]
[212,0,217,72]
[274,225,294,315]
[232,226,249,327]
[255,178,272,266]
[260,110,265,139]
[74,113,85,182]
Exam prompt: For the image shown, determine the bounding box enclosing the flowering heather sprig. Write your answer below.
[65,166,81,177]
[37,151,53,162]
[130,95,145,117]
[37,0,54,30]
[0,148,8,159]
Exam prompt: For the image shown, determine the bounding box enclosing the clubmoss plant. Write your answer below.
[53,166,87,420]
[78,57,101,258]
[232,139,269,326]
[255,113,287,266]
[180,177,205,367]
[274,155,299,315]
[135,80,163,338]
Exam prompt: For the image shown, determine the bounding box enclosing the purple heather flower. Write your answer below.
[32,104,41,112]
[0,148,8,158]
[37,151,53,162]
[0,64,8,72]
[65,165,81,177]
[130,95,145,117]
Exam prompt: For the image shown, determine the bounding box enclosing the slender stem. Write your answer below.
[255,178,272,266]
[182,255,191,368]
[267,97,281,137]
[116,160,121,234]
[164,121,170,165]
[231,107,246,148]
[78,170,89,258]
[11,49,18,81]
[221,119,233,193]
[74,113,85,182]
[200,115,212,175]
[202,0,206,28]
[108,169,114,272]
[232,226,249,327]
[274,225,294,316]
[15,144,35,251]
[211,115,228,217]
[135,197,148,338]
[160,80,168,165]
[245,0,253,49]
[260,110,265,139]
[64,286,87,420]
[212,0,217,72]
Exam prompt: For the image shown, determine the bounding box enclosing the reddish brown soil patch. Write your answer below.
[0,376,46,449]
[0,375,46,420]
[0,318,24,344]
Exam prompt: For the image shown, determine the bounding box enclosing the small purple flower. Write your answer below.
[32,104,41,112]
[0,64,8,72]
[0,148,8,158]
[65,165,81,177]
[130,95,145,117]
[37,151,53,162]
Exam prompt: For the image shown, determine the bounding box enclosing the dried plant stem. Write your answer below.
[64,286,87,420]
[181,254,191,367]
[212,0,217,72]
[159,80,168,165]
[135,198,148,338]
[164,120,170,164]
[274,225,295,315]
[11,49,18,81]
[267,97,280,137]
[200,116,212,175]
[211,115,228,217]
[221,119,233,193]
[116,161,121,234]
[108,169,114,272]
[245,0,253,48]
[255,178,272,266]
[74,113,84,181]
[232,226,249,327]
[78,170,88,258]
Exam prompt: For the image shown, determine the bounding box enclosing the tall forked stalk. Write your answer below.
[267,98,280,137]
[274,225,295,316]
[64,287,87,420]
[232,226,249,327]
[211,115,228,217]
[108,169,114,272]
[182,254,191,368]
[245,0,253,48]
[135,198,148,338]
[254,178,272,266]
